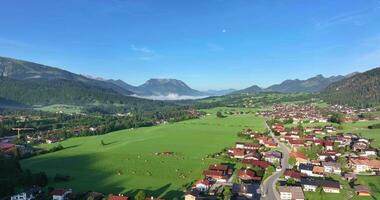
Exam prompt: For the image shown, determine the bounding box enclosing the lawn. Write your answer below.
[21,108,266,198]
[352,176,380,200]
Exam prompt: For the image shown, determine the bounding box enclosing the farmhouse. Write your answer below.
[203,164,232,182]
[355,185,371,196]
[317,180,340,193]
[349,158,380,173]
[322,162,341,174]
[300,178,318,192]
[278,186,305,200]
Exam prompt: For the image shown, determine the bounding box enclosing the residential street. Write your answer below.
[261,123,290,200]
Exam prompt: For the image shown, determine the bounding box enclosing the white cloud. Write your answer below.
[314,6,379,29]
[132,93,208,101]
[130,44,158,60]
[131,45,154,54]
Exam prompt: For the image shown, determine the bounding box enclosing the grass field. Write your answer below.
[35,104,83,114]
[342,120,380,148]
[352,176,380,200]
[21,108,266,198]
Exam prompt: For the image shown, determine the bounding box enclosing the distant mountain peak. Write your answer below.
[138,78,205,97]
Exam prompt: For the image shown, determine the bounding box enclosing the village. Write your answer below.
[3,103,380,200]
[183,104,379,200]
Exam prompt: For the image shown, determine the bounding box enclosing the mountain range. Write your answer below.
[0,56,379,107]
[322,67,380,107]
[233,74,358,94]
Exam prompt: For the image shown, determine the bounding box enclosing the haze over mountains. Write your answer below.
[0,56,378,106]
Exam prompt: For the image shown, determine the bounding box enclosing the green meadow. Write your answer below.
[342,120,380,148]
[353,176,380,200]
[35,104,83,114]
[21,108,266,198]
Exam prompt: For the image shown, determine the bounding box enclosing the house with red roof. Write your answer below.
[238,168,261,181]
[289,139,305,149]
[108,195,129,200]
[324,141,334,151]
[51,189,72,200]
[290,152,309,166]
[263,139,278,148]
[284,169,303,181]
[0,143,16,153]
[203,164,232,182]
[242,160,271,169]
[349,158,380,173]
[194,179,212,192]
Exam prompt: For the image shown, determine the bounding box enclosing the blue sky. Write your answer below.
[1,0,380,90]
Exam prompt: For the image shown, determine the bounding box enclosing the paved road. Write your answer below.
[261,123,290,200]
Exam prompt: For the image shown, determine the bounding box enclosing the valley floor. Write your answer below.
[21,107,266,198]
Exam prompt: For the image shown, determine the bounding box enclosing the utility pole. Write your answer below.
[12,128,34,139]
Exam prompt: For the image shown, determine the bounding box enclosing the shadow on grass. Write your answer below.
[103,141,118,146]
[21,154,185,199]
[63,144,81,149]
[125,184,184,199]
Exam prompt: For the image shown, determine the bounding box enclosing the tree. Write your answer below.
[135,190,146,200]
[286,178,296,186]
[216,111,224,118]
[329,113,344,124]
[222,187,232,200]
[288,157,296,166]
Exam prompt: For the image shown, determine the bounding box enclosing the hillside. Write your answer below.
[323,67,380,107]
[0,77,155,107]
[265,75,345,93]
[0,57,133,95]
[234,74,347,94]
[232,85,262,94]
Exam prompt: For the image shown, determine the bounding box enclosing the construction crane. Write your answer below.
[12,128,34,139]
